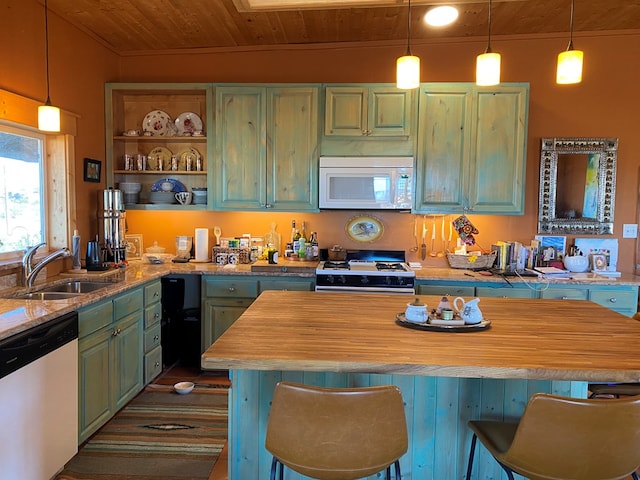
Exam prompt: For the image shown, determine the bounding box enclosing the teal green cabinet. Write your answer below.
[201,275,315,352]
[415,83,529,214]
[78,287,144,443]
[214,86,319,211]
[143,280,162,384]
[324,85,413,137]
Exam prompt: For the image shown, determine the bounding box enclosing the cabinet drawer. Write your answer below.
[417,285,475,297]
[476,286,537,299]
[144,281,162,307]
[144,302,162,329]
[79,300,113,338]
[589,288,638,313]
[260,279,315,292]
[144,346,163,384]
[540,287,588,301]
[204,278,258,298]
[114,288,143,319]
[144,323,161,352]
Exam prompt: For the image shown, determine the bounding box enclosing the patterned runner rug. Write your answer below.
[56,384,228,480]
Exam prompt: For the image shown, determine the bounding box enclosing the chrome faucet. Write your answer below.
[22,243,71,287]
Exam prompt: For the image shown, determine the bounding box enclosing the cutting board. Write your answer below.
[250,259,317,274]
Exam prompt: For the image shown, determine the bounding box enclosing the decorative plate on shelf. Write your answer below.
[176,147,203,171]
[147,147,173,171]
[150,178,187,193]
[345,215,383,243]
[175,112,203,136]
[142,110,173,136]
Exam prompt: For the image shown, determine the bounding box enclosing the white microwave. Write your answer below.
[319,156,413,210]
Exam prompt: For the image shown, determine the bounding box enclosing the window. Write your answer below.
[0,124,46,256]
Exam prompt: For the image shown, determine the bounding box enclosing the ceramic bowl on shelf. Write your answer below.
[563,255,589,273]
[174,381,195,395]
[118,182,141,193]
[149,191,177,204]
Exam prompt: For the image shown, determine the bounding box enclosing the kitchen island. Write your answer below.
[202,290,640,480]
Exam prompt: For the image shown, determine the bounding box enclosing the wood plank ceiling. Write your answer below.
[45,0,640,55]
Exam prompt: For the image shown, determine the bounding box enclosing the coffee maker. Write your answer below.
[98,188,127,264]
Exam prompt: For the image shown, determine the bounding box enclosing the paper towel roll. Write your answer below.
[195,228,210,261]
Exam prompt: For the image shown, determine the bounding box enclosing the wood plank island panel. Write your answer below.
[203,290,640,382]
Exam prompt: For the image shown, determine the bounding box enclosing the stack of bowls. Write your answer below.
[149,191,177,204]
[118,182,141,205]
[192,187,207,205]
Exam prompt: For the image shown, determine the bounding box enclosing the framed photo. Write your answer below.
[592,254,608,272]
[84,158,102,183]
[125,234,143,260]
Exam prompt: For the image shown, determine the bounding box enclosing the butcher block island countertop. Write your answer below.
[204,291,640,480]
[203,290,640,383]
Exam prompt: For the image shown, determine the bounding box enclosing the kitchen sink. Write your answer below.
[11,292,84,300]
[38,281,112,294]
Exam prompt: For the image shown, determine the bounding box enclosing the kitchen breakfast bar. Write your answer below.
[202,291,640,480]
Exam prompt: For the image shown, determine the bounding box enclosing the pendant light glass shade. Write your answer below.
[38,103,61,132]
[476,52,501,86]
[556,0,582,85]
[397,55,420,89]
[396,0,420,89]
[556,49,583,84]
[476,0,500,86]
[38,0,60,132]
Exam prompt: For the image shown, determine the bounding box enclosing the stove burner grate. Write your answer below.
[375,262,407,272]
[323,261,349,270]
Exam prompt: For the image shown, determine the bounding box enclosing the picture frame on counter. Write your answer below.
[83,158,102,183]
[125,234,143,260]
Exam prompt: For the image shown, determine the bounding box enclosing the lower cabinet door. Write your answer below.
[144,346,163,384]
[113,313,143,410]
[202,300,252,353]
[78,328,112,443]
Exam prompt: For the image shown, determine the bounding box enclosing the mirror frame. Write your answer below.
[538,137,618,235]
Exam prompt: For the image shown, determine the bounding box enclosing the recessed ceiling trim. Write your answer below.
[232,0,526,12]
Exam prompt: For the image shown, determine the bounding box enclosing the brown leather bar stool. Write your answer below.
[465,393,640,480]
[265,381,408,480]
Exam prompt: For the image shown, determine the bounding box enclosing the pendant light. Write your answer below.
[38,0,60,132]
[476,0,500,86]
[396,0,420,90]
[556,0,583,84]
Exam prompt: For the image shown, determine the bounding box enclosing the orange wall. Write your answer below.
[3,1,639,272]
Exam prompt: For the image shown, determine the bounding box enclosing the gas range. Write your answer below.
[315,250,415,294]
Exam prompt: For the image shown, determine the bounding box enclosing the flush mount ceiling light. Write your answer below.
[38,0,60,132]
[556,0,583,84]
[476,0,501,86]
[396,0,420,89]
[424,6,459,27]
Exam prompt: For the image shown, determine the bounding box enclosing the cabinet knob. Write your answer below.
[561,296,568,300]
[265,204,273,208]
[154,313,160,319]
[228,286,236,292]
[609,297,617,303]
[154,334,160,341]
[112,328,121,336]
[154,361,160,367]
[154,291,159,298]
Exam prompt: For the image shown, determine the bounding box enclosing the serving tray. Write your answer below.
[396,312,491,332]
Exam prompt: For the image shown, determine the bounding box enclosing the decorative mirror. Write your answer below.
[538,137,617,235]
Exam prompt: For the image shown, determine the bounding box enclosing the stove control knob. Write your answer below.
[384,276,392,285]
[338,275,347,284]
[360,276,369,285]
[327,275,335,284]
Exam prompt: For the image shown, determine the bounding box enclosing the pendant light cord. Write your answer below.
[44,0,52,105]
[485,0,493,54]
[567,0,575,50]
[405,0,412,56]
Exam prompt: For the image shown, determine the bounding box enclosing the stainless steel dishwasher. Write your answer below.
[0,311,79,480]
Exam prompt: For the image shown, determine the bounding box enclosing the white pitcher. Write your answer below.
[453,297,483,325]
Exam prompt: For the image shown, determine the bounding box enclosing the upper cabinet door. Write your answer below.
[467,86,529,214]
[415,85,472,212]
[266,87,319,212]
[324,86,412,137]
[214,86,267,210]
[415,83,529,215]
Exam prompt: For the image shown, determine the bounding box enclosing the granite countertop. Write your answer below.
[1,259,638,341]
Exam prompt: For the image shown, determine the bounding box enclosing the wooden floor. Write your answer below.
[155,364,230,480]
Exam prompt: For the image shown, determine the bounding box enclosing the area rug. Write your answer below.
[56,384,228,480]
